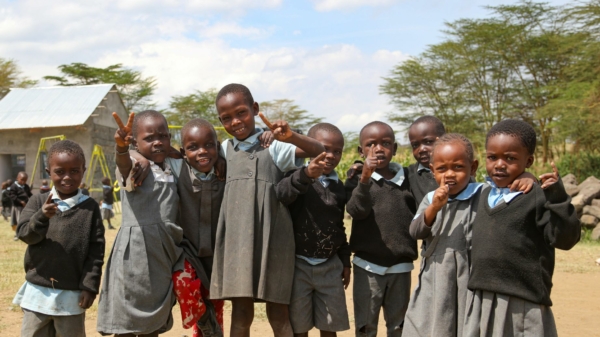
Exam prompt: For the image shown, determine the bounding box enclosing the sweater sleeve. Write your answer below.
[7,184,19,203]
[80,206,106,293]
[275,167,313,206]
[537,178,581,250]
[346,179,373,220]
[410,195,433,240]
[16,195,50,245]
[336,186,351,268]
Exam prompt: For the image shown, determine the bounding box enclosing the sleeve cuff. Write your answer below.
[543,178,569,204]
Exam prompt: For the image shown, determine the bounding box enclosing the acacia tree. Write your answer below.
[258,99,323,134]
[44,63,157,112]
[0,58,37,99]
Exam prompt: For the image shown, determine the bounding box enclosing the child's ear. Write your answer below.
[253,102,260,116]
[470,159,479,176]
[526,155,534,168]
[179,147,186,158]
[358,146,364,158]
[393,142,398,156]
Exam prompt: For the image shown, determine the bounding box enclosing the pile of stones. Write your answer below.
[565,174,600,240]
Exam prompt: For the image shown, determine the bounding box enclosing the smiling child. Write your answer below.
[14,140,105,337]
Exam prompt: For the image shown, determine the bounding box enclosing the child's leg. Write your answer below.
[266,302,293,337]
[230,297,254,337]
[52,312,86,337]
[21,309,54,337]
[381,272,411,337]
[353,267,385,337]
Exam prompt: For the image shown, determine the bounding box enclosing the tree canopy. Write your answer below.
[0,58,37,99]
[258,99,323,134]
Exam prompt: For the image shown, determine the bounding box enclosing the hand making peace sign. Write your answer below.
[113,112,135,149]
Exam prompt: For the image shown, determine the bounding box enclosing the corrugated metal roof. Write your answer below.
[0,84,115,130]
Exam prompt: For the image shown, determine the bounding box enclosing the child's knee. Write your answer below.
[231,298,254,328]
[266,302,290,327]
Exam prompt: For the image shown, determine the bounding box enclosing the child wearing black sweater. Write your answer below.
[276,123,350,337]
[465,120,580,337]
[14,140,105,337]
[345,121,417,337]
[8,172,32,239]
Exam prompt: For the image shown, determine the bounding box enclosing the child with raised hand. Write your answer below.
[276,123,351,337]
[402,133,484,337]
[14,140,105,337]
[345,121,417,337]
[209,83,325,337]
[8,171,33,240]
[97,110,185,336]
[464,119,580,337]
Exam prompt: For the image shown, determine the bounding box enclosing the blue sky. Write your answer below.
[0,0,572,134]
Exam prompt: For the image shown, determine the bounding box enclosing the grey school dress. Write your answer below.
[97,170,184,335]
[402,184,486,337]
[210,140,295,304]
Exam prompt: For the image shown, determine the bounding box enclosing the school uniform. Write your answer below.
[276,167,350,334]
[210,129,298,304]
[101,185,114,220]
[407,163,438,206]
[1,187,11,220]
[97,158,184,335]
[464,179,580,337]
[402,183,487,337]
[8,181,32,227]
[13,188,105,337]
[345,163,417,337]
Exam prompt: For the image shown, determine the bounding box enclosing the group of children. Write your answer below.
[11,82,580,337]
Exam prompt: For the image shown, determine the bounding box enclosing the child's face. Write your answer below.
[46,153,86,199]
[16,174,27,185]
[408,122,440,167]
[430,142,478,197]
[313,130,344,175]
[486,134,534,188]
[133,116,171,164]
[217,92,259,141]
[358,125,397,170]
[181,126,219,173]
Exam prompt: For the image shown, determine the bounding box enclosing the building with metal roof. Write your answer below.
[0,84,129,190]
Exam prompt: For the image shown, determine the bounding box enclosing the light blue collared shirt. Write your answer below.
[415,182,485,220]
[221,128,298,173]
[192,167,215,181]
[13,188,90,316]
[485,177,523,208]
[318,170,339,188]
[354,162,414,275]
[296,255,329,265]
[417,163,430,173]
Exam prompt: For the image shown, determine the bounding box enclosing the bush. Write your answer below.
[555,152,600,182]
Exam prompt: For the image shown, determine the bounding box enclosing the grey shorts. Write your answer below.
[101,208,114,220]
[21,309,86,337]
[289,256,350,334]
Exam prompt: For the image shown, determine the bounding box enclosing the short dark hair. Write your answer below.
[216,83,254,107]
[410,115,446,136]
[182,118,218,141]
[47,140,86,167]
[431,133,475,163]
[307,122,343,140]
[132,110,168,138]
[359,121,395,144]
[101,177,111,185]
[486,119,536,155]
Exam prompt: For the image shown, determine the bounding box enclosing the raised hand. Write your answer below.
[431,176,450,211]
[347,162,364,180]
[42,193,58,219]
[509,171,537,193]
[360,145,378,183]
[539,161,560,189]
[259,112,292,141]
[113,112,135,148]
[304,152,327,179]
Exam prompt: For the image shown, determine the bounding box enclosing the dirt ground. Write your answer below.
[1,215,599,336]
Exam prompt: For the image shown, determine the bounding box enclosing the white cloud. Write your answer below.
[311,0,403,12]
[0,0,409,133]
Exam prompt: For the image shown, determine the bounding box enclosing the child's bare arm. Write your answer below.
[258,112,325,157]
[113,112,134,181]
[509,171,537,193]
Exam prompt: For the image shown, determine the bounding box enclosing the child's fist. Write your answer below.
[79,290,96,309]
[304,152,327,179]
[539,161,560,189]
[113,112,134,148]
[42,193,58,219]
[360,145,378,183]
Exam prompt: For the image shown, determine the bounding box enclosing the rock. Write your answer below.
[562,173,577,185]
[579,176,600,187]
[583,205,600,219]
[580,215,599,229]
[571,194,585,213]
[592,225,600,241]
[577,178,600,205]
[564,183,580,197]
[593,199,600,208]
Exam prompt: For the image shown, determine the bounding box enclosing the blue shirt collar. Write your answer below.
[371,162,405,187]
[192,167,215,181]
[485,177,523,207]
[50,187,89,211]
[317,170,339,187]
[417,163,430,173]
[231,128,263,149]
[426,182,483,204]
